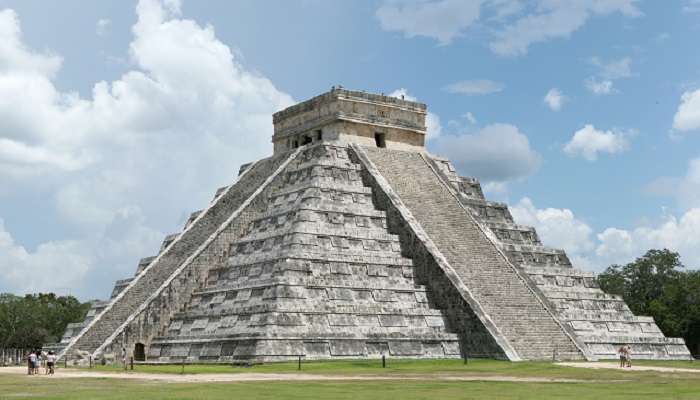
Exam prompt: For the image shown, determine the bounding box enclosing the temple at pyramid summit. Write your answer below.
[53,88,691,363]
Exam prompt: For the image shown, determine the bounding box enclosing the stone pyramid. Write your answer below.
[57,88,690,363]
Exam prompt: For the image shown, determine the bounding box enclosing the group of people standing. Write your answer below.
[618,344,633,368]
[27,350,57,375]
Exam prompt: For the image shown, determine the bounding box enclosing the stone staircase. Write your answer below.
[359,146,586,361]
[59,151,294,359]
[429,153,691,360]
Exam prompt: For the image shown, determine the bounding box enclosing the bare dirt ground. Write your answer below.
[556,362,700,374]
[0,366,584,383]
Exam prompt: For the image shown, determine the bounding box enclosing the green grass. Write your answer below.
[2,360,697,400]
[1,374,700,400]
[66,358,700,380]
[620,359,700,369]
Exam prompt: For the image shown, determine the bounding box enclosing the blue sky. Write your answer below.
[1,0,699,300]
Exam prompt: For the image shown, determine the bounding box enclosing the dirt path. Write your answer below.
[0,367,584,383]
[557,362,700,374]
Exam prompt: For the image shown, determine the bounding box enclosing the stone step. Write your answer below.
[61,151,296,358]
[360,146,585,361]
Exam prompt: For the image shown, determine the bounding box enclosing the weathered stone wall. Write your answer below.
[146,144,462,362]
[272,88,426,154]
[60,150,296,361]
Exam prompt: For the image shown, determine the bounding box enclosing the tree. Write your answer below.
[0,293,91,350]
[599,249,700,355]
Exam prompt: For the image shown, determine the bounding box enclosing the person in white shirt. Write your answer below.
[46,351,56,375]
[28,352,37,375]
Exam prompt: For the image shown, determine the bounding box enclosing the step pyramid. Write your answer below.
[56,88,690,363]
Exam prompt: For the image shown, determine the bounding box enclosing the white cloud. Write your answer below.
[672,89,700,133]
[376,0,483,45]
[595,210,700,268]
[489,1,641,56]
[481,181,509,201]
[585,77,615,95]
[389,88,442,140]
[0,218,92,295]
[443,79,505,95]
[511,197,595,257]
[590,56,634,79]
[0,211,162,296]
[543,88,566,111]
[0,9,62,77]
[510,197,700,272]
[430,123,541,182]
[563,124,631,161]
[0,0,293,298]
[96,18,111,36]
[584,56,635,95]
[376,1,641,56]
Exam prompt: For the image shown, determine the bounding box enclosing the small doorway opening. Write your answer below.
[374,132,386,148]
[302,135,312,145]
[134,343,146,361]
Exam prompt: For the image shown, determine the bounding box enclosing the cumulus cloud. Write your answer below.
[489,1,641,56]
[443,79,505,95]
[672,89,700,133]
[563,124,631,161]
[543,88,566,111]
[590,56,634,79]
[511,197,595,257]
[430,123,541,182]
[376,1,641,56]
[0,218,93,295]
[389,88,442,140]
[585,57,635,95]
[0,0,293,298]
[376,0,483,45]
[594,210,700,268]
[585,77,615,95]
[510,198,700,272]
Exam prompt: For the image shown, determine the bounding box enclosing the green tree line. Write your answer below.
[598,249,700,356]
[0,293,90,350]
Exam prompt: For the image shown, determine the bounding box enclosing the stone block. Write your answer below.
[330,340,366,356]
[379,315,406,327]
[388,341,422,356]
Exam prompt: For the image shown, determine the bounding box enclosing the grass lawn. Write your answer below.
[1,360,698,400]
[67,358,700,379]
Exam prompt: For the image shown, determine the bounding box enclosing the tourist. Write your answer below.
[42,350,48,374]
[625,345,632,368]
[618,345,626,368]
[46,351,56,375]
[28,351,36,375]
[27,351,34,375]
[34,350,41,375]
